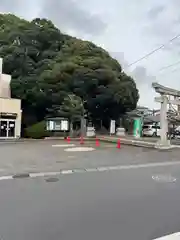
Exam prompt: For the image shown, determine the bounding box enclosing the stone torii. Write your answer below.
[152,82,180,149]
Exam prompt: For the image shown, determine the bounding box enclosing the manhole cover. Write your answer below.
[45,177,59,183]
[152,174,176,183]
[64,147,95,152]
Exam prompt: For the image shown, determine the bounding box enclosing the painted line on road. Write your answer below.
[52,144,75,147]
[154,232,180,239]
[0,160,180,181]
[0,176,13,181]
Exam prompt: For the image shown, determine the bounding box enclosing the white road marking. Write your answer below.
[154,232,180,239]
[30,172,60,178]
[0,176,13,181]
[61,170,73,174]
[152,175,177,183]
[97,167,110,171]
[67,155,76,159]
[0,160,180,181]
[52,144,75,147]
[85,168,97,172]
[117,161,180,170]
[64,147,95,152]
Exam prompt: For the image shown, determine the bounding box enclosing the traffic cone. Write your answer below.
[116,139,121,149]
[67,136,71,143]
[95,137,100,147]
[80,136,84,145]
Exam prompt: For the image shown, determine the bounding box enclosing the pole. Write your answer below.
[160,95,168,144]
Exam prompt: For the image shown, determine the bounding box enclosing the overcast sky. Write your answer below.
[1,0,180,109]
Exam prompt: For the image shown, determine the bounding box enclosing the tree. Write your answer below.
[0,14,139,130]
[41,39,139,127]
[49,94,84,135]
[0,14,66,126]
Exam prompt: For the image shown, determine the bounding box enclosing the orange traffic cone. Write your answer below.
[67,136,71,143]
[95,137,100,147]
[116,139,121,149]
[80,136,84,145]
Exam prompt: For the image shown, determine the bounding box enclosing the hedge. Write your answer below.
[25,121,49,139]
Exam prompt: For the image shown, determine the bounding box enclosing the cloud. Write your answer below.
[39,0,106,36]
[147,5,165,20]
[111,52,155,86]
[144,1,180,39]
[111,52,158,108]
[0,0,19,12]
[0,0,179,108]
[0,0,41,19]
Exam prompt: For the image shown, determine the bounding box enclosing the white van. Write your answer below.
[142,124,160,137]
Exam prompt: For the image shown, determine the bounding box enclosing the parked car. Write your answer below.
[142,124,160,137]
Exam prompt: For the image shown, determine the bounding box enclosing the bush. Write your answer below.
[25,121,49,139]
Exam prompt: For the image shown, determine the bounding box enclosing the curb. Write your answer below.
[98,137,156,148]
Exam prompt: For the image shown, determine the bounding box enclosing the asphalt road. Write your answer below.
[1,140,180,176]
[0,164,180,240]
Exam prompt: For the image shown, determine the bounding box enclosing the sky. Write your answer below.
[1,0,180,109]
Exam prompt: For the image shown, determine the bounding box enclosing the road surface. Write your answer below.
[1,140,180,176]
[0,163,180,239]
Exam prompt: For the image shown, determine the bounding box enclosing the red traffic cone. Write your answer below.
[116,139,121,149]
[67,136,71,143]
[95,138,100,147]
[80,136,84,145]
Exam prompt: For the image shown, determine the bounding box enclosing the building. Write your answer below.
[0,58,22,138]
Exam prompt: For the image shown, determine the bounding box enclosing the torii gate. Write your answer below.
[152,82,180,148]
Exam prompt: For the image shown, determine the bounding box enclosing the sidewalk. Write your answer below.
[98,135,163,148]
[98,135,180,149]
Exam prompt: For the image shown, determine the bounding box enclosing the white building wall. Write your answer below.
[0,58,22,138]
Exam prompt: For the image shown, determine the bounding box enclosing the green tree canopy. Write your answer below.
[0,13,139,129]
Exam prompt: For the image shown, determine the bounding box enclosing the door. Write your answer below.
[8,121,15,137]
[0,120,8,137]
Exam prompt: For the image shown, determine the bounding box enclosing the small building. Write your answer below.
[0,58,22,139]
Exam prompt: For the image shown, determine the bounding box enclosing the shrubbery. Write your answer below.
[25,121,49,139]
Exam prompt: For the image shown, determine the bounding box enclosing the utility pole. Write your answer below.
[80,100,87,137]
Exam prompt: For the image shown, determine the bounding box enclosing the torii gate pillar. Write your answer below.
[153,82,180,149]
[155,95,170,148]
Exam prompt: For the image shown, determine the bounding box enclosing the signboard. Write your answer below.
[46,119,69,131]
[110,120,116,134]
[46,120,54,131]
[133,118,142,138]
[61,120,68,131]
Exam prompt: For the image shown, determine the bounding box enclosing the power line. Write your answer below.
[156,63,180,77]
[159,59,180,72]
[127,33,180,68]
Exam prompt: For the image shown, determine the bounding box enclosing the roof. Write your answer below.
[144,114,160,123]
[46,117,69,121]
